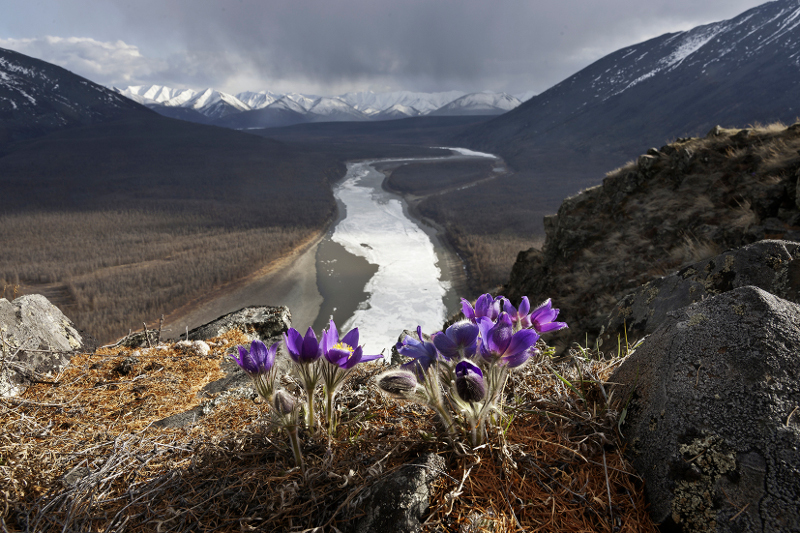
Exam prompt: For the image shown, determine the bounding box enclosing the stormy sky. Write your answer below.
[0,0,770,96]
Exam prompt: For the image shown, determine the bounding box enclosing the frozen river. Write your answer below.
[312,148,496,355]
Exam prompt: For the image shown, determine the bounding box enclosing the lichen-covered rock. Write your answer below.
[600,240,800,349]
[344,453,445,533]
[0,294,84,396]
[612,286,800,532]
[186,306,291,343]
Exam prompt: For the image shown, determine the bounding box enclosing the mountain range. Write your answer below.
[114,85,525,129]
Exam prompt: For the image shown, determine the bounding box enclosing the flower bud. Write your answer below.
[377,370,418,398]
[273,389,296,415]
[455,361,486,403]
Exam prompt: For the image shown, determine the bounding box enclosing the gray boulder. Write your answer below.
[344,453,445,533]
[612,286,800,533]
[0,294,83,396]
[601,240,800,350]
[186,306,291,343]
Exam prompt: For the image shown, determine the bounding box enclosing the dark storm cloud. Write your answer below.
[2,0,769,93]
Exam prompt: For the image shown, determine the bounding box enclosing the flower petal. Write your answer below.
[501,347,535,368]
[321,319,339,354]
[433,331,459,359]
[341,327,359,348]
[518,296,530,317]
[485,313,513,354]
[300,327,320,362]
[461,298,476,320]
[503,298,516,318]
[285,328,304,362]
[505,329,539,357]
[538,321,569,333]
[447,320,479,347]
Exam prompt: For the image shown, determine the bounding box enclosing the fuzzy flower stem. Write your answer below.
[421,364,457,441]
[286,425,305,473]
[304,389,315,430]
[325,387,336,437]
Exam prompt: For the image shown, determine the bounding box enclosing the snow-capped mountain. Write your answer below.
[339,90,465,115]
[114,84,523,127]
[235,90,280,109]
[118,85,196,105]
[181,88,250,118]
[431,92,521,116]
[283,93,317,111]
[373,103,423,120]
[306,97,368,122]
[267,96,309,114]
[0,47,148,143]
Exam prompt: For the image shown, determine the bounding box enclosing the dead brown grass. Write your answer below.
[1,331,657,532]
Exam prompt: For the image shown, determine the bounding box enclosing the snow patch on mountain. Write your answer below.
[236,90,280,109]
[432,92,521,115]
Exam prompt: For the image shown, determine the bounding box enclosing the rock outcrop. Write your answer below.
[600,240,800,348]
[0,294,84,396]
[186,306,291,343]
[504,124,800,350]
[344,453,445,533]
[611,287,800,532]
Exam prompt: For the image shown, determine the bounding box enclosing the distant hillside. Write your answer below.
[504,122,800,352]
[458,0,800,226]
[0,47,150,144]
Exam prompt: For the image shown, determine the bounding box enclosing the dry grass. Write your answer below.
[604,160,636,179]
[1,332,657,532]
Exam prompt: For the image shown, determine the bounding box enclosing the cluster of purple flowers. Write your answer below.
[228,292,565,459]
[228,319,382,470]
[378,294,566,447]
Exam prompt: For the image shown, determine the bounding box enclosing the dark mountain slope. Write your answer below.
[0,47,150,144]
[458,0,800,223]
[215,105,308,129]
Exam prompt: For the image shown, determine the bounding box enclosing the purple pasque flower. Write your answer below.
[477,313,540,368]
[455,360,486,403]
[284,326,322,364]
[433,320,479,360]
[377,369,418,398]
[320,319,382,369]
[529,299,568,333]
[273,389,297,416]
[229,339,278,375]
[461,293,503,323]
[397,326,439,378]
[503,296,533,330]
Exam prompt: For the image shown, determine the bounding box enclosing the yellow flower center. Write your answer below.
[333,342,355,355]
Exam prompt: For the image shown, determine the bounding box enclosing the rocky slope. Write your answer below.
[503,122,800,351]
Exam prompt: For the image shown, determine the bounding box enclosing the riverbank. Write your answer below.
[375,153,506,298]
[161,228,326,339]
